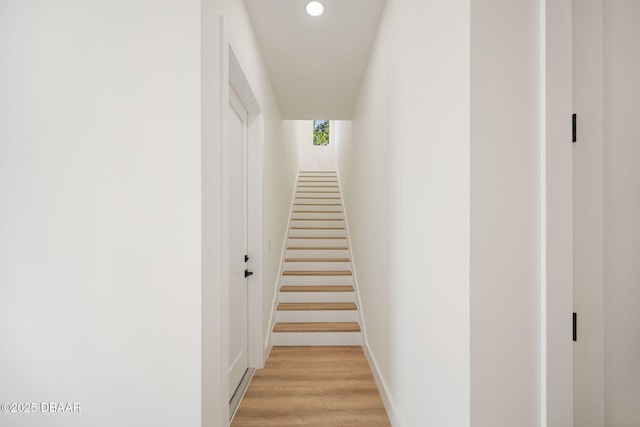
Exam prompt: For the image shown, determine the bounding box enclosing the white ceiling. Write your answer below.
[245,0,386,119]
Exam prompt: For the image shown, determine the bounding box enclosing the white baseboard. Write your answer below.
[263,339,273,363]
[363,343,404,427]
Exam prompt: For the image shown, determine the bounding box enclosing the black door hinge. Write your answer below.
[572,114,577,143]
[244,255,252,278]
[573,312,577,341]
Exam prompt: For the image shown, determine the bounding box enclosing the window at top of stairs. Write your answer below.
[313,120,330,145]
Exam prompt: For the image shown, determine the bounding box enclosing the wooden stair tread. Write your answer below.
[284,258,350,262]
[295,199,341,201]
[280,285,354,292]
[288,236,346,239]
[286,247,349,250]
[293,203,342,206]
[282,270,352,276]
[277,302,357,311]
[291,219,344,222]
[290,227,345,230]
[273,322,361,333]
[292,210,343,213]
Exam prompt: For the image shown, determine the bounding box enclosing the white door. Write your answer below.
[228,86,249,400]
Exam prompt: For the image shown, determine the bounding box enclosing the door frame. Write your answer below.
[219,17,265,422]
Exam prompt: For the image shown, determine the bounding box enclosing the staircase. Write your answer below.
[272,170,362,346]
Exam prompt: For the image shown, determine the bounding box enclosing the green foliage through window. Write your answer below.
[313,120,330,145]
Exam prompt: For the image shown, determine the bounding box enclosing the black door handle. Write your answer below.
[244,270,253,278]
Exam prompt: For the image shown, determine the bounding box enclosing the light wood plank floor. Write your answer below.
[231,346,391,426]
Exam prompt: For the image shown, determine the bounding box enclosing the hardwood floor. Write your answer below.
[231,346,391,426]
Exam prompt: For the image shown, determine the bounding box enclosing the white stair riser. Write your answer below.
[294,199,342,206]
[298,178,337,181]
[286,249,350,258]
[280,275,354,285]
[290,220,346,228]
[294,202,341,207]
[297,182,340,187]
[287,238,348,247]
[278,291,355,303]
[294,197,341,202]
[291,213,344,220]
[291,206,343,213]
[296,188,340,193]
[272,331,361,346]
[283,261,351,271]
[290,215,344,221]
[276,310,358,323]
[294,199,341,205]
[299,171,336,174]
[295,197,341,203]
[297,176,337,180]
[288,229,346,238]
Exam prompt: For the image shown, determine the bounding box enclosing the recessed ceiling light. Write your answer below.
[306,1,324,17]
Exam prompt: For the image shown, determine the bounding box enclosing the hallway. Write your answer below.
[231,346,390,426]
[2,1,640,426]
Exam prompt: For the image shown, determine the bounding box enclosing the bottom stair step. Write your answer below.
[271,331,361,346]
[273,322,361,333]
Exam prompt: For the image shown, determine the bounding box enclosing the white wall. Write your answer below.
[603,1,640,425]
[0,1,202,426]
[295,120,336,171]
[0,1,294,426]
[336,0,471,425]
[470,0,570,427]
[338,0,576,425]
